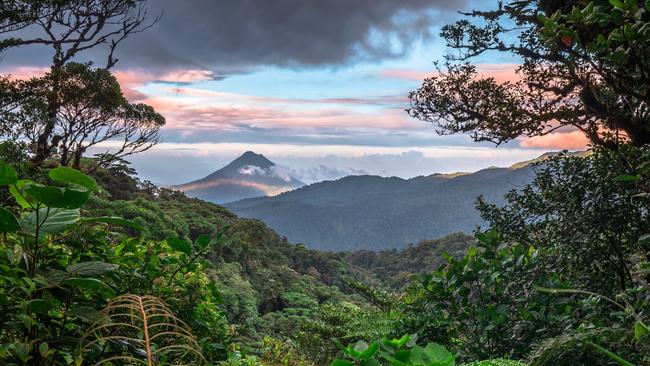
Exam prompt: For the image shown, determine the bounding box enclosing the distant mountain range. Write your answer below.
[175,151,304,204]
[224,153,564,251]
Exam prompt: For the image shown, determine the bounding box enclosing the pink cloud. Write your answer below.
[380,63,521,84]
[113,69,216,101]
[0,66,49,80]
[140,92,412,133]
[519,130,590,150]
[0,66,215,102]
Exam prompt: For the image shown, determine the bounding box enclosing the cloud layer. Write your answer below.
[1,0,468,72]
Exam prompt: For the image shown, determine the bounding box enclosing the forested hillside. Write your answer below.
[342,233,473,289]
[227,163,537,250]
[86,160,382,344]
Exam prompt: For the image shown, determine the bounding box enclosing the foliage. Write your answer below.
[82,167,382,353]
[478,148,649,296]
[342,233,473,289]
[2,62,165,169]
[297,301,391,365]
[331,335,526,366]
[0,161,231,364]
[398,230,575,362]
[408,0,650,147]
[262,337,316,366]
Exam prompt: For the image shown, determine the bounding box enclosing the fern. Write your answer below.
[78,294,206,365]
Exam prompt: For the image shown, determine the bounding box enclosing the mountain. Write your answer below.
[225,157,547,251]
[174,151,304,204]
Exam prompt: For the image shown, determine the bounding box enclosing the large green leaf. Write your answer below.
[195,234,211,249]
[9,180,35,209]
[24,185,90,209]
[69,305,102,322]
[21,208,80,238]
[62,277,106,290]
[66,261,119,277]
[49,166,97,191]
[0,207,20,233]
[410,343,455,366]
[167,237,192,255]
[28,299,51,314]
[81,216,144,231]
[0,161,18,185]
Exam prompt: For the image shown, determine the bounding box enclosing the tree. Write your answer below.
[0,0,159,166]
[408,0,650,148]
[3,62,164,169]
[477,149,650,295]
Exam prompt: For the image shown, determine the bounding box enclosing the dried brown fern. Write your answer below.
[78,294,206,365]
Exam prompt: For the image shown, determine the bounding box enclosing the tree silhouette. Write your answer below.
[409,1,650,148]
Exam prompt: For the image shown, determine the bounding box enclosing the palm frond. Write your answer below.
[78,294,206,365]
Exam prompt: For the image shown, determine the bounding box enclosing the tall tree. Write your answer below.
[5,62,164,169]
[0,0,159,165]
[408,0,650,148]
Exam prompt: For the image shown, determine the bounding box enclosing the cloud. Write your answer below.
[0,66,48,80]
[287,165,369,183]
[518,131,590,150]
[2,0,468,72]
[380,63,521,84]
[0,65,218,102]
[238,164,293,183]
[139,92,413,133]
[113,69,219,101]
[121,0,468,70]
[111,142,545,185]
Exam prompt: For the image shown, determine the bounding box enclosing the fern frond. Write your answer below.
[78,294,206,365]
[527,328,627,366]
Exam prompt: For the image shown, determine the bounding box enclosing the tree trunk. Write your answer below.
[32,59,63,167]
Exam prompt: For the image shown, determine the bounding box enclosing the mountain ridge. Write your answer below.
[225,153,572,251]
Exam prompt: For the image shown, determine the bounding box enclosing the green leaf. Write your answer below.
[195,234,211,249]
[81,216,144,231]
[167,237,192,255]
[588,342,636,366]
[359,342,380,360]
[49,166,97,191]
[331,360,355,366]
[0,161,18,185]
[419,343,455,366]
[66,261,119,276]
[382,354,409,366]
[384,335,411,348]
[62,277,106,290]
[10,180,35,208]
[38,342,49,357]
[69,305,102,322]
[28,299,51,314]
[634,320,649,340]
[24,185,90,209]
[21,208,80,238]
[614,174,640,182]
[610,0,624,9]
[0,207,20,233]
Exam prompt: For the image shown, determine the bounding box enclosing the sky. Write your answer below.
[0,0,589,185]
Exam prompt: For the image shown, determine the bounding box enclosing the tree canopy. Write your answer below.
[409,0,650,148]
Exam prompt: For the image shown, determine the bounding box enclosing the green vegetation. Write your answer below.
[1,0,650,365]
